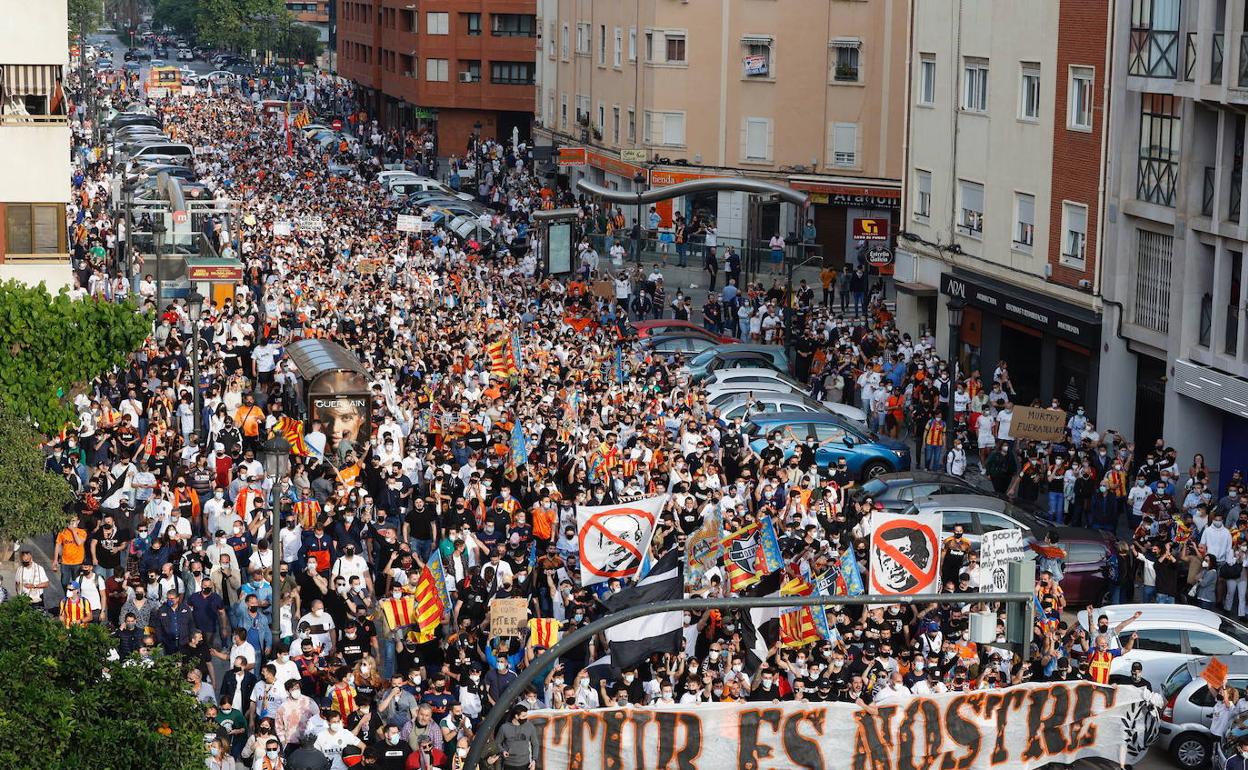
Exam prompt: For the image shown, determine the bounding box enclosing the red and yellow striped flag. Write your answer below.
[721,523,761,594]
[292,498,321,530]
[779,607,820,648]
[412,566,445,641]
[275,415,313,456]
[293,108,311,129]
[528,618,561,649]
[378,595,418,630]
[486,337,518,376]
[781,575,814,597]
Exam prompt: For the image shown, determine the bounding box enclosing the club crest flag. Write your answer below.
[868,510,943,595]
[576,495,668,586]
[684,509,723,593]
[721,523,761,593]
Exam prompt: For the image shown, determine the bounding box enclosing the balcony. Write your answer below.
[1130,27,1180,78]
[1213,32,1225,85]
[1201,292,1213,347]
[1187,32,1197,81]
[1204,166,1215,216]
[1241,34,1248,87]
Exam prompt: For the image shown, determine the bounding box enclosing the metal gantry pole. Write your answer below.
[462,591,1035,770]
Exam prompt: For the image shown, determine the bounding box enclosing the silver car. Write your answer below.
[1161,656,1248,769]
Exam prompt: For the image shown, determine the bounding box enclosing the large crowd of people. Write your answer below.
[14,44,1243,770]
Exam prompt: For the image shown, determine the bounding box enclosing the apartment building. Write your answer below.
[336,0,537,155]
[895,0,1112,414]
[1100,0,1248,479]
[287,0,332,56]
[0,0,72,290]
[532,0,906,264]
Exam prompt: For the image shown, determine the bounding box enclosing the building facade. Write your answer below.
[1099,0,1248,481]
[895,0,1111,414]
[532,0,906,263]
[336,0,537,156]
[0,0,72,290]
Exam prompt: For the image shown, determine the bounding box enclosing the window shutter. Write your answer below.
[1018,195,1034,227]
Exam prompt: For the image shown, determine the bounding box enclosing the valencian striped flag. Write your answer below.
[424,549,453,614]
[378,595,418,630]
[721,523,761,593]
[293,108,312,129]
[411,565,445,642]
[755,515,784,575]
[275,415,313,456]
[780,574,815,597]
[779,607,821,648]
[528,617,561,649]
[486,335,519,376]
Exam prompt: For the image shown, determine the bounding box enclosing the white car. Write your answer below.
[703,368,869,424]
[713,392,833,422]
[1079,604,1248,688]
[177,48,194,62]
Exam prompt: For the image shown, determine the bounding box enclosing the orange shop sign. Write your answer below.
[557,147,587,167]
[649,168,716,187]
[586,150,647,180]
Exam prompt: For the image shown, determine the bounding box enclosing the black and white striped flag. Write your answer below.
[603,549,684,670]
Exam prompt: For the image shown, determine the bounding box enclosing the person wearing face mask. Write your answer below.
[497,705,537,770]
[275,678,319,753]
[1203,514,1235,566]
[314,709,363,770]
[1219,486,1245,529]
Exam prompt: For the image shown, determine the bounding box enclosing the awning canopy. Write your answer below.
[2,64,62,96]
[830,37,863,49]
[741,35,774,45]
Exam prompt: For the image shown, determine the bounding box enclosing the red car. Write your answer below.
[631,319,737,344]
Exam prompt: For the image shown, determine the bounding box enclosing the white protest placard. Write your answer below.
[297,216,325,232]
[273,221,292,237]
[979,528,1028,593]
[396,214,422,233]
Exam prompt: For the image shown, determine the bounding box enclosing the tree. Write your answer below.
[194,0,290,53]
[152,0,200,36]
[69,0,100,40]
[0,599,205,770]
[0,401,74,550]
[0,280,150,432]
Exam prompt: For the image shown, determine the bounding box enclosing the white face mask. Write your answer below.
[266,750,280,760]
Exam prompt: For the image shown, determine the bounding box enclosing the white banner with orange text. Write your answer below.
[528,682,1160,770]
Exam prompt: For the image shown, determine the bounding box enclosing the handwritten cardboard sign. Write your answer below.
[489,598,529,638]
[1010,405,1067,442]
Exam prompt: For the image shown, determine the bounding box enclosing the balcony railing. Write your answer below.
[1228,302,1240,356]
[1213,32,1225,84]
[1200,293,1213,347]
[1241,34,1248,87]
[1187,32,1198,81]
[1233,170,1243,222]
[1204,166,1216,216]
[0,113,69,125]
[1130,28,1180,78]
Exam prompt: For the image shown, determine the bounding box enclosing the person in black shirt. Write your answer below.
[758,433,784,467]
[338,621,371,667]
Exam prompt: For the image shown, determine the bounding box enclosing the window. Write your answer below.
[598,25,607,65]
[426,12,448,35]
[459,60,481,83]
[1134,229,1173,333]
[1061,202,1088,265]
[576,23,591,54]
[629,28,637,61]
[0,64,66,118]
[613,27,622,67]
[645,31,655,62]
[645,111,685,146]
[463,12,480,36]
[597,103,605,130]
[628,108,636,141]
[1187,631,1241,656]
[812,424,848,443]
[958,180,985,235]
[743,117,772,161]
[561,24,570,60]
[561,94,568,128]
[1069,66,1095,130]
[1019,62,1040,120]
[400,9,416,32]
[1131,628,1183,653]
[830,122,858,167]
[1014,193,1035,248]
[1137,93,1181,207]
[918,53,936,105]
[977,513,1015,533]
[832,40,861,83]
[490,61,535,85]
[666,33,687,64]
[612,106,620,142]
[1129,0,1182,78]
[743,38,772,77]
[425,58,448,82]
[914,170,932,219]
[575,94,590,123]
[3,203,66,255]
[963,58,989,112]
[491,14,535,37]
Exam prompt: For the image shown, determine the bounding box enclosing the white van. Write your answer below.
[127,142,194,163]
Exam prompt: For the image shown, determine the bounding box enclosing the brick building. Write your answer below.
[336,0,536,156]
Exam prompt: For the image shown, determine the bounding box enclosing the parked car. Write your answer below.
[639,332,721,360]
[854,471,982,510]
[1162,657,1248,769]
[703,368,870,424]
[177,48,194,61]
[684,344,789,383]
[631,319,737,344]
[1080,604,1248,701]
[747,413,910,480]
[714,391,832,421]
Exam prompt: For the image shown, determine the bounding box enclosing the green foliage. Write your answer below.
[152,0,201,36]
[69,0,101,38]
[0,599,206,770]
[0,280,150,432]
[284,23,323,61]
[0,402,74,543]
[193,0,291,53]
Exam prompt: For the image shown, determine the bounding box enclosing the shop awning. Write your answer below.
[830,37,863,49]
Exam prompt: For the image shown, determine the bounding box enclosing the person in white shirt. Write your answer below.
[910,670,948,696]
[299,600,336,654]
[14,551,49,604]
[314,712,362,770]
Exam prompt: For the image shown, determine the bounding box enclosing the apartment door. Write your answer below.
[998,320,1042,405]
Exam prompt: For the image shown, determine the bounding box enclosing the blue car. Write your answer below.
[747,413,911,480]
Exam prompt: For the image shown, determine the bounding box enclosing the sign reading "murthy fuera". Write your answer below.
[528,682,1158,770]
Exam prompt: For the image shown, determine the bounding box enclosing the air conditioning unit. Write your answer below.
[459,71,475,82]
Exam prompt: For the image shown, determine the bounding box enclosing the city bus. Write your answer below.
[145,66,182,98]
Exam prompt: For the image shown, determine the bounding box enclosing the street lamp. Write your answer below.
[151,218,166,307]
[260,435,291,642]
[946,297,966,449]
[185,287,204,435]
[632,170,647,266]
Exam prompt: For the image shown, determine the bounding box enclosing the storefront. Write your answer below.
[787,178,901,268]
[940,271,1102,411]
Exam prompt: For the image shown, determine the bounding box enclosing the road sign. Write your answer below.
[331,118,343,130]
[865,243,894,267]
